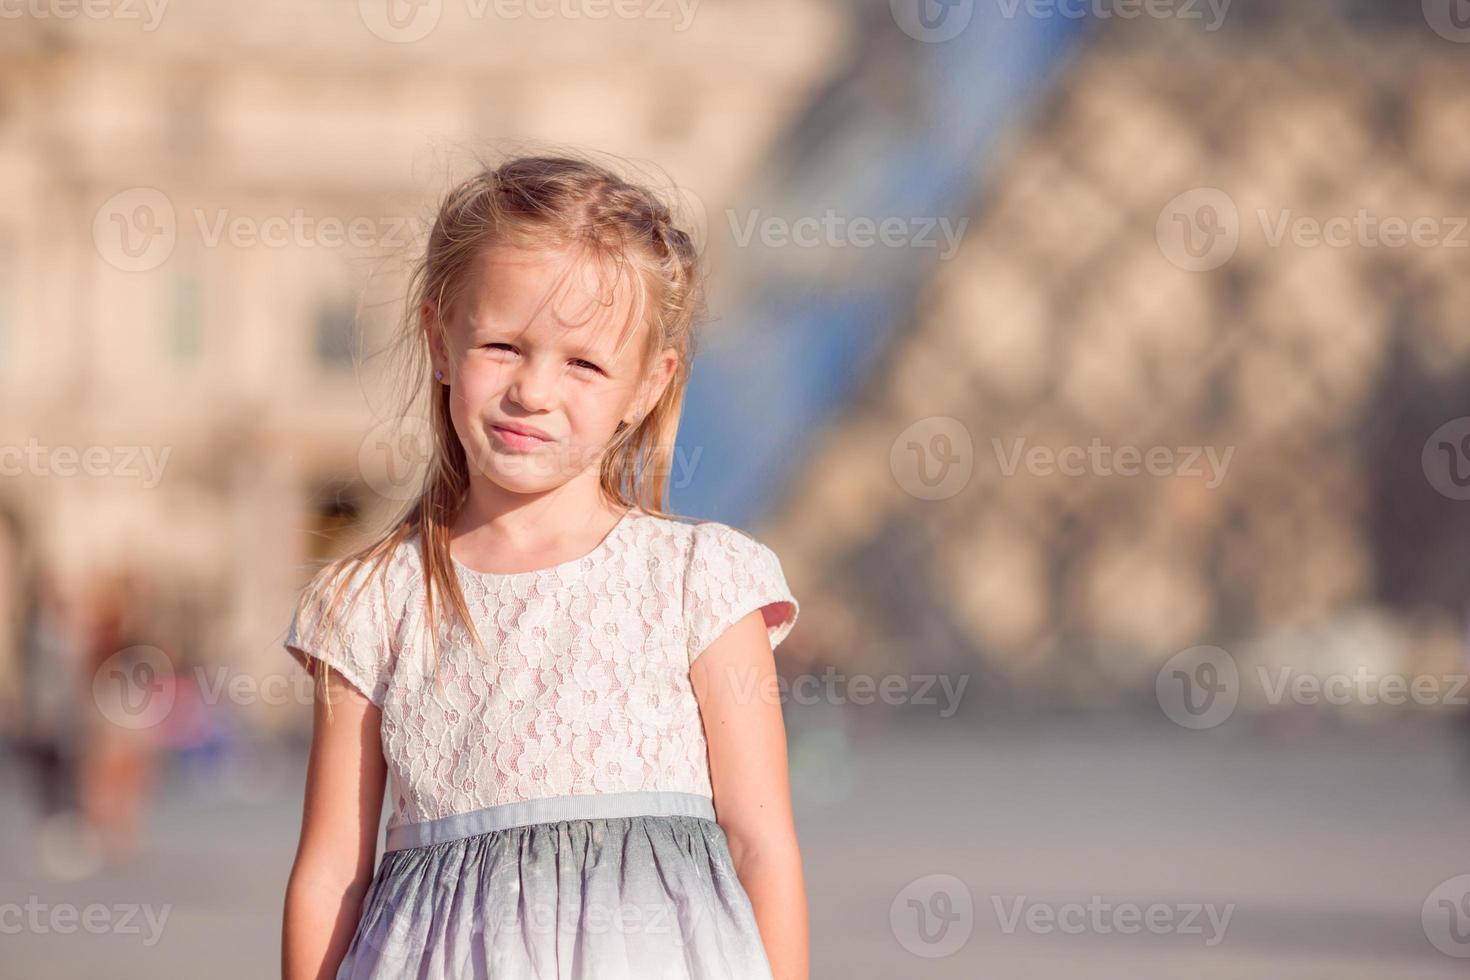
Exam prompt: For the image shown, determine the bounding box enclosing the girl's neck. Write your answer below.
[450,482,628,573]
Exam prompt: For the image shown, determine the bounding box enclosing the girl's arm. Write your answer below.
[691,609,810,980]
[282,667,387,980]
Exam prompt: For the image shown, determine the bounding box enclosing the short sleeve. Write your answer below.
[283,559,393,707]
[684,522,800,666]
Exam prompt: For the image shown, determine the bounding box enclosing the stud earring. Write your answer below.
[435,369,444,383]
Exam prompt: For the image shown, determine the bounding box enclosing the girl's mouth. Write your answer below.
[491,425,550,451]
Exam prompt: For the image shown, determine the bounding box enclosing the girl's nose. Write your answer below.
[508,359,557,411]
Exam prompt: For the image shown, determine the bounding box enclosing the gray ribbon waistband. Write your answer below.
[383,790,718,852]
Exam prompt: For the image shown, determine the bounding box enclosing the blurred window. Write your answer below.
[314,298,356,369]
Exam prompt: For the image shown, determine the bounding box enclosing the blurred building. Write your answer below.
[765,0,1470,708]
[0,1,846,724]
[4,0,1466,725]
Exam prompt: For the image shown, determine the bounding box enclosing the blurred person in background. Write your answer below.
[1461,604,1470,786]
[12,565,98,879]
[156,647,237,787]
[78,566,165,868]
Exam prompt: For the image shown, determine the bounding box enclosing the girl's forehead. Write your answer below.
[458,244,642,350]
[470,242,624,298]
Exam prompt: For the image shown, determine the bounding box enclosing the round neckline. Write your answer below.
[449,507,638,580]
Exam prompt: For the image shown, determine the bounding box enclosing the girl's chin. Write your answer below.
[462,436,601,483]
[468,450,573,485]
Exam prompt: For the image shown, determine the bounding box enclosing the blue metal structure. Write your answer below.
[671,1,1089,525]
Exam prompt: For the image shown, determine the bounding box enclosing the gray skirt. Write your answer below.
[337,792,775,980]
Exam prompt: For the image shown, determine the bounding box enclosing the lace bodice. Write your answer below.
[282,509,799,830]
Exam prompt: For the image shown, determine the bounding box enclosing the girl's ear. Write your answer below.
[628,347,679,425]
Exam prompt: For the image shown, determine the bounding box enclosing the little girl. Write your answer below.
[280,155,807,980]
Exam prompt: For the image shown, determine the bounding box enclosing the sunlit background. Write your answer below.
[3,1,1470,976]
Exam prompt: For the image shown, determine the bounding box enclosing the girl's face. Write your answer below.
[425,243,676,497]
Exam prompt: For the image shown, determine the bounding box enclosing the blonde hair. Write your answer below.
[294,149,708,718]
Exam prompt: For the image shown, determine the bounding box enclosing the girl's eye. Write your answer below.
[480,344,599,374]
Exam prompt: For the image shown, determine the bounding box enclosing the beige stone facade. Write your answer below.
[0,1,844,722]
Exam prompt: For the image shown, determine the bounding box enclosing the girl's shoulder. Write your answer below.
[301,532,424,623]
[623,509,780,568]
[283,532,421,707]
[657,512,799,661]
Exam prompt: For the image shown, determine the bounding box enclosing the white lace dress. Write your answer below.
[283,508,799,980]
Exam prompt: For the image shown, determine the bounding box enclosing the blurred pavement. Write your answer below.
[1,713,1464,978]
